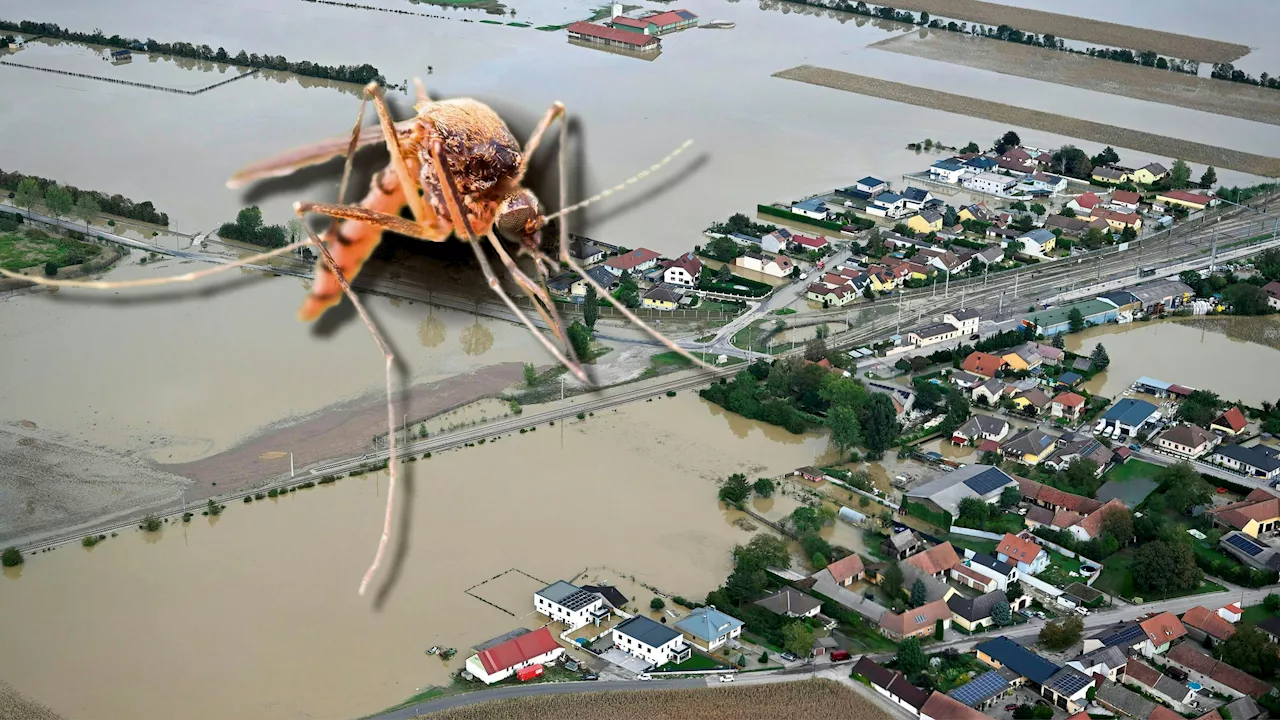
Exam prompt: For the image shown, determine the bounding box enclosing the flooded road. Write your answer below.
[0,394,829,720]
[1067,316,1280,402]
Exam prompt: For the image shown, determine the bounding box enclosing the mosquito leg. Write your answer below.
[297,200,446,241]
[365,82,430,225]
[486,231,573,349]
[412,77,431,111]
[337,92,371,207]
[518,101,565,177]
[0,240,312,289]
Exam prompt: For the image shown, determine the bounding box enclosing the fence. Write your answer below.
[948,526,1004,541]
[0,60,259,95]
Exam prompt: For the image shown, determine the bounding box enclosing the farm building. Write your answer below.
[566,22,661,53]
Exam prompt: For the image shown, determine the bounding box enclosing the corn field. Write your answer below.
[0,680,65,720]
[414,679,890,720]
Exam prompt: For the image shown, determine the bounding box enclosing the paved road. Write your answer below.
[369,678,708,720]
[1131,448,1279,492]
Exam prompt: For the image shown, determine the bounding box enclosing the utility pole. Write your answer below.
[944,270,950,298]
[998,289,1005,318]
[290,452,295,479]
[559,376,567,402]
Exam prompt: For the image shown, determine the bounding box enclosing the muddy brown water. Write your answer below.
[0,394,831,720]
[1066,316,1280,402]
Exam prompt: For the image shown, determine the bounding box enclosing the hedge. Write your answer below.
[757,204,845,231]
[902,499,952,530]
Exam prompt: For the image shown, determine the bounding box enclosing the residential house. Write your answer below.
[928,159,966,183]
[950,562,1001,593]
[1153,190,1213,212]
[905,542,961,579]
[1015,228,1057,256]
[854,657,931,716]
[602,247,661,276]
[464,627,565,685]
[882,529,921,560]
[673,606,743,653]
[996,533,1050,574]
[1083,623,1149,655]
[1050,392,1087,421]
[948,670,1017,711]
[1207,488,1280,536]
[907,322,965,348]
[1069,191,1104,214]
[996,155,1037,176]
[867,192,911,219]
[580,584,629,611]
[906,209,944,235]
[1132,162,1169,185]
[974,246,1005,266]
[1263,281,1280,310]
[904,464,1019,518]
[950,371,984,391]
[1002,344,1044,371]
[546,272,578,297]
[1124,659,1197,711]
[1019,476,1101,514]
[790,233,829,252]
[1041,667,1095,715]
[806,282,856,307]
[1156,424,1217,458]
[948,589,1028,631]
[944,309,981,335]
[1095,679,1156,719]
[962,351,1008,379]
[1011,387,1054,415]
[1091,207,1142,231]
[735,251,793,278]
[760,228,791,254]
[952,414,1011,445]
[1096,398,1160,440]
[817,553,866,587]
[660,252,701,286]
[854,176,889,195]
[878,598,953,640]
[571,265,619,296]
[1043,438,1116,480]
[641,284,683,310]
[570,237,606,264]
[1139,612,1188,657]
[1166,642,1275,699]
[1091,166,1131,184]
[790,198,829,220]
[963,156,999,173]
[902,186,934,211]
[959,553,1019,591]
[965,172,1018,195]
[921,691,991,720]
[1001,428,1059,465]
[611,615,690,666]
[1208,445,1280,482]
[972,378,1009,406]
[1221,697,1265,720]
[1034,343,1065,366]
[958,203,995,223]
[916,247,969,274]
[534,581,610,630]
[1067,645,1129,682]
[1110,190,1141,212]
[1210,407,1248,436]
[1022,298,1121,336]
[1257,615,1280,643]
[1181,606,1236,647]
[755,587,822,618]
[1029,172,1067,193]
[975,636,1062,689]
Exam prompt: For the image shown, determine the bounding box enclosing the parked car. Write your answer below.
[582,673,599,681]
[1167,667,1188,682]
[1129,443,1141,451]
[719,674,734,683]
[830,650,851,662]
[637,673,652,681]
[1005,704,1019,711]
[1075,606,1089,616]
[780,652,798,662]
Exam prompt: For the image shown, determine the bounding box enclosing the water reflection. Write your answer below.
[418,311,446,347]
[459,319,494,355]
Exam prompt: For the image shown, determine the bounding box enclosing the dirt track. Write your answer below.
[772,65,1280,177]
[873,31,1280,128]
[873,0,1248,63]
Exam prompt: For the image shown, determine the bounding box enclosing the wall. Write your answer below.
[949,526,1004,541]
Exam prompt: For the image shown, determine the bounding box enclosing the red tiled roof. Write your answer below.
[662,252,701,278]
[1160,190,1213,205]
[1111,190,1140,205]
[1139,612,1187,645]
[1208,491,1280,529]
[879,599,952,637]
[906,542,960,576]
[1150,707,1185,720]
[1181,606,1236,641]
[477,627,561,675]
[645,9,697,26]
[1091,208,1140,225]
[609,16,652,29]
[1264,281,1280,300]
[978,439,1001,453]
[825,553,865,584]
[1004,148,1032,162]
[1039,485,1103,514]
[952,564,995,588]
[1212,406,1247,432]
[1053,392,1086,408]
[920,691,990,720]
[1123,658,1162,688]
[996,533,1044,564]
[1077,498,1126,539]
[962,351,1007,377]
[792,234,828,248]
[603,247,662,270]
[567,21,659,46]
[1168,643,1273,697]
[1075,192,1100,209]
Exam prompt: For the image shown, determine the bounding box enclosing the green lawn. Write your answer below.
[1093,548,1227,601]
[656,651,727,672]
[1103,459,1162,484]
[1035,551,1084,589]
[0,229,102,272]
[1240,603,1276,626]
[945,535,998,557]
[650,351,694,369]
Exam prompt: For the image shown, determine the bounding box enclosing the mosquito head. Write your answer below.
[495,187,543,252]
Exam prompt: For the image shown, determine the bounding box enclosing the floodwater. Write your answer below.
[1067,316,1280,403]
[0,394,830,720]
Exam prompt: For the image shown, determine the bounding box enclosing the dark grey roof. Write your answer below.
[913,322,960,339]
[947,589,1006,622]
[951,308,981,320]
[1153,673,1190,699]
[1101,290,1140,307]
[537,580,596,609]
[547,272,578,292]
[969,553,1014,575]
[1072,357,1093,372]
[903,187,931,202]
[643,283,682,303]
[1257,614,1280,639]
[1213,444,1280,473]
[570,238,604,259]
[948,670,1009,707]
[1002,429,1057,456]
[1222,695,1263,720]
[614,615,679,648]
[1096,680,1155,718]
[581,584,628,609]
[586,265,619,287]
[755,587,823,616]
[963,465,1018,495]
[974,637,1060,684]
[1077,645,1127,671]
[886,529,919,551]
[956,414,1009,438]
[1045,667,1092,697]
[1101,399,1158,427]
[1089,622,1145,648]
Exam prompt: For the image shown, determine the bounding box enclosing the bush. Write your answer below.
[577,412,586,420]
[666,390,677,397]
[140,514,162,532]
[82,535,102,547]
[182,512,193,523]
[243,495,253,503]
[267,488,279,498]
[2,546,23,567]
[255,492,266,499]
[43,261,58,276]
[650,597,666,610]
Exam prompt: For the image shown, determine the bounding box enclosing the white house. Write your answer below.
[995,533,1049,575]
[960,553,1019,592]
[602,248,662,276]
[1095,399,1159,441]
[951,414,1010,445]
[534,581,609,630]
[791,198,829,220]
[943,309,980,335]
[735,251,794,278]
[965,172,1018,196]
[866,192,910,219]
[1016,229,1056,257]
[928,159,966,184]
[1028,172,1067,193]
[1155,424,1217,459]
[570,238,606,265]
[673,606,744,653]
[854,657,931,716]
[854,176,888,195]
[464,627,565,685]
[612,615,690,667]
[660,252,702,287]
[760,229,791,254]
[902,186,934,211]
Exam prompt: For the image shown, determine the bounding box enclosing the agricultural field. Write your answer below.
[414,679,890,719]
[0,227,102,273]
[0,679,65,720]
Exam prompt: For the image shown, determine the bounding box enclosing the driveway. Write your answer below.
[600,648,651,675]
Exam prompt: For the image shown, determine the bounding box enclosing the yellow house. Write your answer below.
[1156,191,1212,211]
[1091,208,1142,231]
[1208,489,1280,538]
[1091,167,1130,184]
[1000,428,1057,465]
[1009,388,1051,415]
[640,285,680,310]
[1131,162,1169,185]
[1000,346,1042,371]
[865,268,897,292]
[905,211,943,235]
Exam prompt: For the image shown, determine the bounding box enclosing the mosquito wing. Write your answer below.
[226,120,415,189]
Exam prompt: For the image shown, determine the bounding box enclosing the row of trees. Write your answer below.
[0,20,385,86]
[1211,62,1280,91]
[704,534,819,659]
[217,206,302,249]
[2,168,164,226]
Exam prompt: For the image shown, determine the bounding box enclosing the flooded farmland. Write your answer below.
[1067,316,1280,402]
[0,394,831,720]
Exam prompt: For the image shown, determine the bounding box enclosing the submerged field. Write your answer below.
[772,66,1280,178]
[414,680,889,720]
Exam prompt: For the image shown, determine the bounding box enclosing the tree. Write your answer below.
[958,498,991,528]
[1169,159,1193,189]
[1006,581,1024,602]
[44,261,58,277]
[1200,166,1217,188]
[1265,592,1280,613]
[1060,207,1076,218]
[991,600,1012,627]
[15,177,41,212]
[1177,389,1222,427]
[650,597,665,610]
[753,477,775,498]
[781,622,815,659]
[913,381,943,413]
[1051,332,1065,350]
[1100,506,1135,547]
[1010,200,1028,212]
[735,533,791,571]
[1090,343,1111,370]
[1180,270,1202,287]
[1091,146,1121,167]
[44,185,74,219]
[961,141,980,154]
[804,338,828,362]
[1000,486,1022,508]
[859,394,899,459]
[706,235,741,261]
[1132,540,1202,596]
[994,131,1021,154]
[1039,615,1084,650]
[828,406,864,457]
[759,651,769,664]
[1160,463,1214,513]
[944,391,970,431]
[1068,308,1086,333]
[1225,283,1270,315]
[616,273,641,309]
[790,506,823,534]
[943,205,959,227]
[1215,626,1278,678]
[72,193,100,231]
[523,362,538,386]
[1,546,21,567]
[726,565,767,603]
[1062,458,1100,495]
[882,561,904,599]
[895,637,926,675]
[719,473,751,508]
[567,320,591,360]
[1051,145,1093,179]
[1030,203,1046,216]
[235,205,264,236]
[583,284,599,329]
[909,578,928,607]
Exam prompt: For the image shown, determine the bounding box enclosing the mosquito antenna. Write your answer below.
[541,140,693,223]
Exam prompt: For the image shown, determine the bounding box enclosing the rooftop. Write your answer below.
[566,21,659,46]
[1181,606,1236,641]
[922,691,990,720]
[755,587,823,616]
[1024,298,1119,329]
[476,626,561,675]
[905,542,961,576]
[614,615,680,648]
[536,580,599,610]
[996,533,1044,565]
[1139,612,1187,645]
[947,589,1007,622]
[1101,398,1159,427]
[879,598,952,637]
[673,606,743,643]
[1212,445,1280,475]
[603,247,662,270]
[975,636,1061,684]
[948,669,1010,707]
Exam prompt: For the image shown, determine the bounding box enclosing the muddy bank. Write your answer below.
[874,31,1280,128]
[162,362,525,492]
[772,65,1280,177]
[0,423,191,545]
[865,0,1247,63]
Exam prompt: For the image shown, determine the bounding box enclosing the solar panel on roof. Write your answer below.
[675,10,695,19]
[1050,670,1092,696]
[1225,533,1265,557]
[963,467,1011,496]
[557,588,600,611]
[1104,624,1145,648]
[949,671,1008,707]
